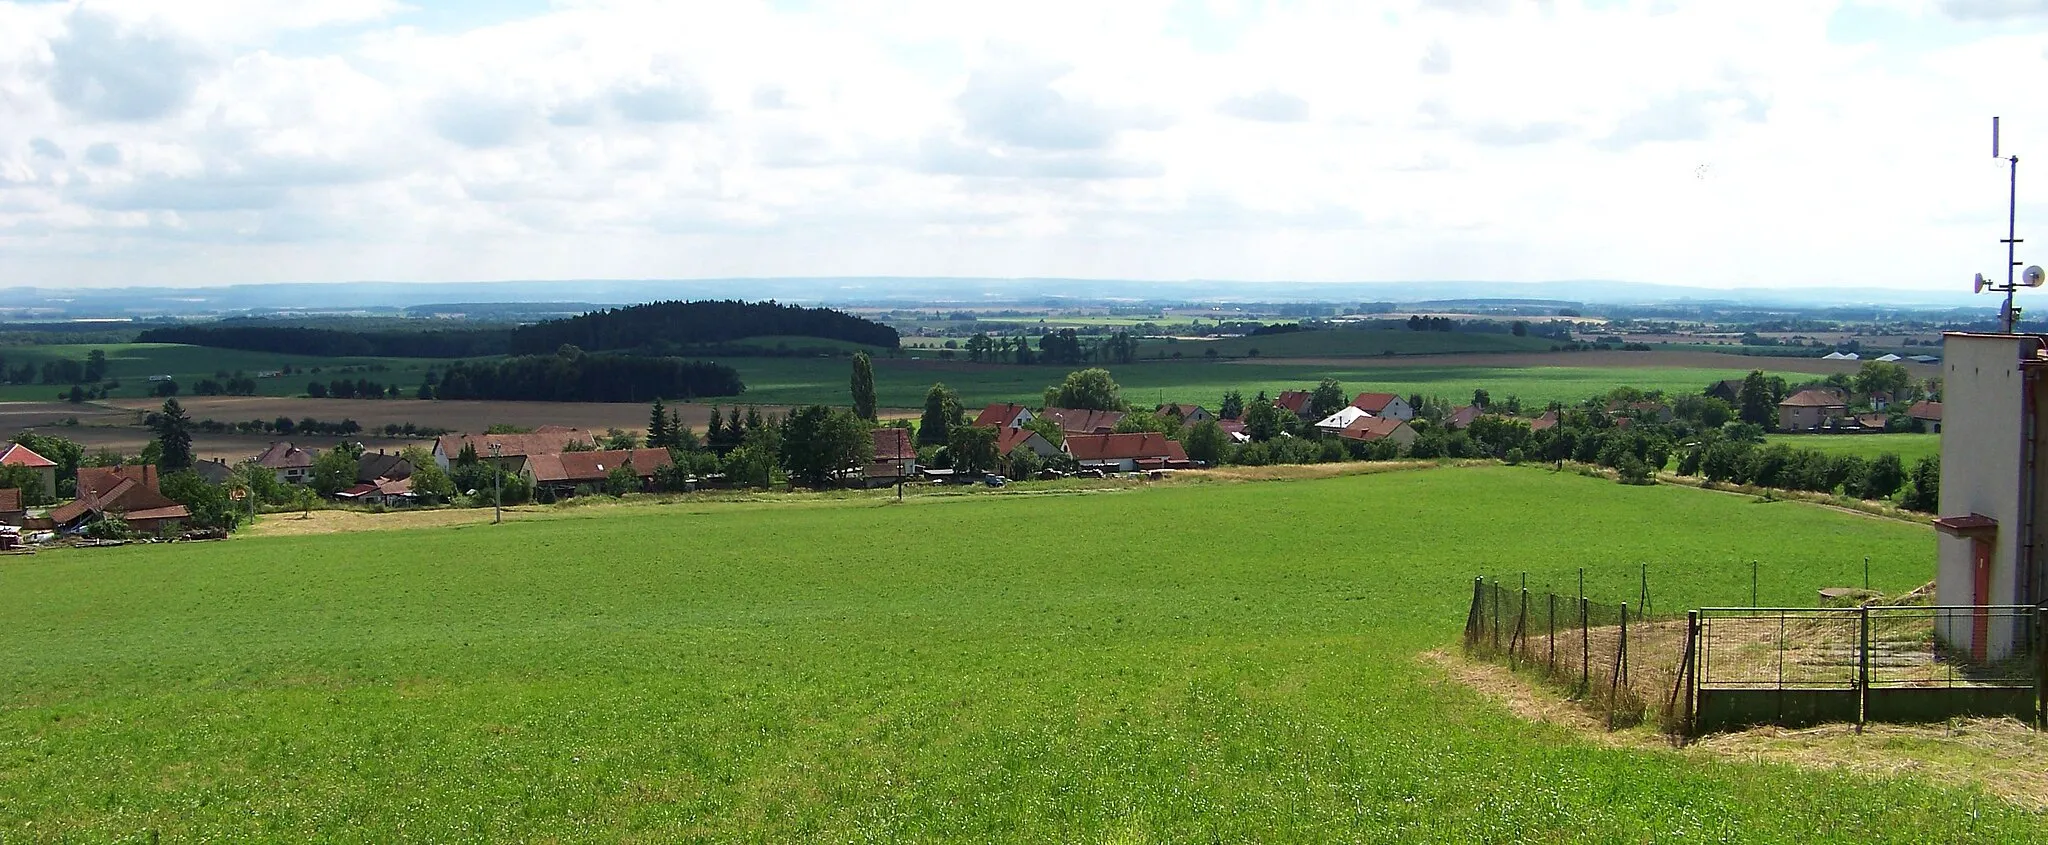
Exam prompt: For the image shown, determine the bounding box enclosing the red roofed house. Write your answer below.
[1349,392,1415,421]
[1155,403,1214,426]
[1215,419,1251,443]
[1444,405,1483,431]
[47,465,190,535]
[1275,391,1315,420]
[1338,416,1419,446]
[1529,410,1560,432]
[1039,407,1126,435]
[523,448,674,497]
[433,429,597,473]
[972,403,1034,430]
[1065,433,1190,472]
[0,443,57,500]
[255,442,316,485]
[336,476,415,506]
[868,427,919,486]
[1778,389,1849,432]
[997,426,1063,460]
[1907,400,1943,434]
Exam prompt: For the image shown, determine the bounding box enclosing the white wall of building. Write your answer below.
[1935,334,2033,659]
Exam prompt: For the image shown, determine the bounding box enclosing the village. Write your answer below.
[0,359,1945,548]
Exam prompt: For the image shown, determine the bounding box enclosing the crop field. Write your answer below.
[0,343,440,401]
[729,354,1857,410]
[1187,329,1556,358]
[4,466,2034,840]
[1763,433,1942,465]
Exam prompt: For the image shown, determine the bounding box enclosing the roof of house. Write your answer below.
[873,427,916,461]
[1065,432,1188,463]
[1274,391,1313,414]
[1529,410,1560,432]
[1039,407,1126,434]
[122,505,193,522]
[436,429,595,459]
[1875,353,1903,362]
[1350,392,1401,413]
[193,458,235,484]
[255,442,314,469]
[1907,400,1943,421]
[972,403,1031,428]
[49,465,184,526]
[0,443,56,469]
[1313,406,1372,430]
[1155,403,1207,420]
[356,451,415,483]
[1446,405,1482,430]
[340,476,414,499]
[1709,379,1745,395]
[1215,419,1246,434]
[527,448,673,484]
[0,487,21,513]
[996,426,1050,455]
[1855,413,1891,429]
[1338,416,1411,442]
[1780,389,1848,408]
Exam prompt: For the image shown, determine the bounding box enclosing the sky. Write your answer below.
[1,0,2047,291]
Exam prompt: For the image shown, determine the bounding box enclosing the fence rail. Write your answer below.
[1670,605,2045,735]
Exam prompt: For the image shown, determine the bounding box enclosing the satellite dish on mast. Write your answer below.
[2027,265,2047,288]
[1977,273,1992,293]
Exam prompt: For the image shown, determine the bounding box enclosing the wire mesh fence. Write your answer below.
[1671,605,2045,735]
[1461,577,1679,730]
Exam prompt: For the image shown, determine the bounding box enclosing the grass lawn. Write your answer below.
[0,343,442,402]
[1764,432,1942,465]
[3,466,2031,841]
[728,357,1808,410]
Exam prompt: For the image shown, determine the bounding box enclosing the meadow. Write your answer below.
[3,466,2035,841]
[728,355,1839,410]
[1763,432,1942,465]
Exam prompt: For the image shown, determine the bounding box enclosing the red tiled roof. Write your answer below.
[996,427,1045,455]
[1907,400,1942,421]
[1350,392,1399,413]
[1275,391,1313,414]
[1338,416,1410,442]
[1529,411,1560,432]
[1065,433,1188,463]
[529,448,672,484]
[1216,419,1246,434]
[1446,405,1481,430]
[51,465,181,526]
[1780,389,1847,408]
[1039,407,1126,434]
[873,427,916,461]
[122,505,191,522]
[0,487,20,512]
[435,430,595,460]
[972,403,1030,428]
[255,442,314,469]
[0,443,56,468]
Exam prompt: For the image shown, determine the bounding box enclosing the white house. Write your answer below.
[1349,392,1415,422]
[972,403,1033,430]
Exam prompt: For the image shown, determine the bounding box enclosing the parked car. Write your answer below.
[983,474,1008,488]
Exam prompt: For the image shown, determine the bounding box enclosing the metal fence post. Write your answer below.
[1608,602,1628,730]
[1547,592,1557,673]
[1686,610,1700,736]
[1580,596,1590,695]
[1465,577,1484,646]
[1857,604,1870,733]
[1492,580,1502,650]
[1510,589,1527,669]
[2036,605,2046,730]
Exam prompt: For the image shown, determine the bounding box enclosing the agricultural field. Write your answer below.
[1763,433,1943,465]
[727,353,1864,411]
[1185,329,1556,359]
[0,343,441,402]
[3,466,2033,840]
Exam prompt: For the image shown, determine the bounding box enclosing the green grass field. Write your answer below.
[730,357,1797,410]
[0,343,440,402]
[1190,329,1556,358]
[1763,433,1942,465]
[5,467,2031,840]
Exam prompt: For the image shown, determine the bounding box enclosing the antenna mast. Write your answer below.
[2001,118,2023,332]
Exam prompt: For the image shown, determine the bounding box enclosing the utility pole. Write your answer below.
[489,442,503,525]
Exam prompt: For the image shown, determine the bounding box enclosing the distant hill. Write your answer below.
[508,300,899,355]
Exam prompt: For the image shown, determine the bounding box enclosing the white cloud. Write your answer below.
[0,0,2044,290]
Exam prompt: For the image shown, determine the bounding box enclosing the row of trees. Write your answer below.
[137,324,513,358]
[307,379,402,399]
[961,331,1140,366]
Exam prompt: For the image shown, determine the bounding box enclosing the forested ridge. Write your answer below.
[433,353,743,403]
[137,325,512,358]
[508,300,898,354]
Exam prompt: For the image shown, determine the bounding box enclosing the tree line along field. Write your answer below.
[0,343,442,402]
[1762,433,1942,466]
[4,466,2031,841]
